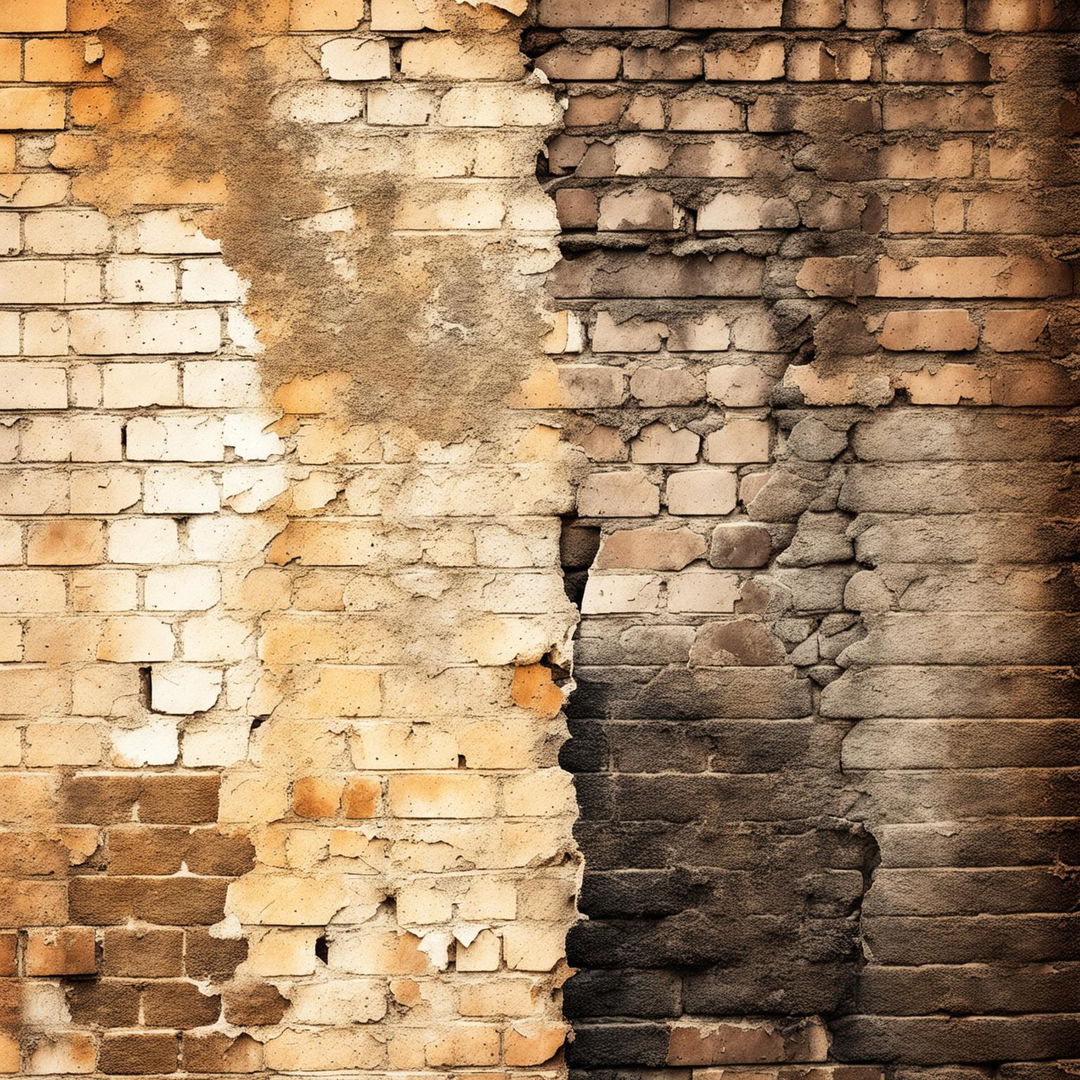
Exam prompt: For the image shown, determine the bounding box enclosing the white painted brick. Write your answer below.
[321,38,393,80]
[104,258,177,303]
[143,467,220,514]
[0,364,66,409]
[108,518,180,564]
[151,664,223,714]
[70,469,141,514]
[144,566,220,612]
[70,309,221,355]
[23,209,111,254]
[183,361,262,407]
[118,210,219,255]
[0,311,18,355]
[21,310,68,356]
[180,259,247,302]
[102,362,180,407]
[125,416,225,462]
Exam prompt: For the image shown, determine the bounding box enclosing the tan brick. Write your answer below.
[577,471,660,517]
[706,419,770,463]
[705,41,785,81]
[0,87,66,130]
[26,927,97,975]
[983,309,1049,352]
[24,37,105,82]
[288,0,363,29]
[666,469,738,516]
[539,0,668,27]
[879,309,979,351]
[388,773,498,818]
[0,0,66,30]
[876,257,1072,299]
[27,520,104,566]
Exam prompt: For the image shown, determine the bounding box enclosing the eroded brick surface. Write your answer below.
[530,1,1080,1076]
[0,0,580,1076]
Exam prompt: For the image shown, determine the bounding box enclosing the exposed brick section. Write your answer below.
[530,0,1080,1076]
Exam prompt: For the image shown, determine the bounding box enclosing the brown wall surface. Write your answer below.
[0,0,1077,1079]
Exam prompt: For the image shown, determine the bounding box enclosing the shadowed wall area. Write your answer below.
[532,0,1080,1076]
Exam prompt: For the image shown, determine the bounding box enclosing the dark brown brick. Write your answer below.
[69,877,228,926]
[99,1032,178,1075]
[184,930,247,980]
[67,980,140,1027]
[221,980,289,1026]
[102,927,184,977]
[142,981,221,1028]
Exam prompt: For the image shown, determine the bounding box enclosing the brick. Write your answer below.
[24,37,105,82]
[67,980,141,1027]
[0,879,67,925]
[595,527,706,570]
[69,308,221,354]
[99,1033,178,1076]
[321,38,392,80]
[665,470,738,516]
[27,520,104,565]
[0,87,66,130]
[672,0,783,28]
[26,927,96,975]
[883,42,991,83]
[70,876,228,925]
[667,570,742,614]
[182,1031,263,1073]
[705,41,785,81]
[388,774,497,818]
[25,1034,96,1075]
[539,0,668,27]
[983,308,1048,352]
[878,309,978,351]
[102,928,184,976]
[875,257,1072,299]
[706,419,770,464]
[289,0,362,29]
[631,423,700,463]
[577,472,660,517]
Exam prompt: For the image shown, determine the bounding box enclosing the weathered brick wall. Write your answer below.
[1,0,1078,1078]
[0,0,581,1076]
[528,0,1080,1076]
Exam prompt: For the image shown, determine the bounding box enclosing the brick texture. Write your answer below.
[0,1,1078,1080]
[0,0,578,1077]
[529,1,1080,1077]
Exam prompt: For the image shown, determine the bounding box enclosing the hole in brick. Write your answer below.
[457,754,467,768]
[138,666,152,709]
[314,935,329,964]
[249,715,269,731]
[559,519,600,607]
[541,649,572,688]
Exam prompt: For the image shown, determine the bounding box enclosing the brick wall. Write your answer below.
[528,0,1080,1076]
[0,0,581,1076]
[0,0,1078,1079]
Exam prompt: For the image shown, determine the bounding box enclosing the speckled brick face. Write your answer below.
[0,0,1077,1079]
